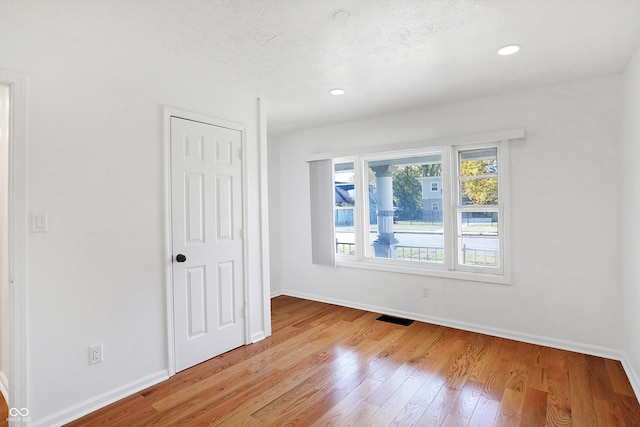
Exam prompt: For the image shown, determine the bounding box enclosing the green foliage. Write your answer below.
[392,166,423,220]
[421,163,442,177]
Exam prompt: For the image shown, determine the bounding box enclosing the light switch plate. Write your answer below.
[31,211,48,233]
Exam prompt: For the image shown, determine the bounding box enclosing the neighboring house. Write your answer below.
[418,176,443,221]
[334,182,378,226]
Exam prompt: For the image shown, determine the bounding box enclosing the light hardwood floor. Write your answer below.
[64,295,639,426]
[0,392,7,427]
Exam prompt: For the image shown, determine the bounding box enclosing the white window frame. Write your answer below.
[332,142,510,284]
[357,148,447,270]
[310,128,523,285]
[453,142,509,276]
[432,202,440,211]
[431,181,439,192]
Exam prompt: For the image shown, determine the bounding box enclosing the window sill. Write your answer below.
[335,258,511,285]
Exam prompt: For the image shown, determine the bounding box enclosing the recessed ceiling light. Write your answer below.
[329,88,345,96]
[498,44,521,56]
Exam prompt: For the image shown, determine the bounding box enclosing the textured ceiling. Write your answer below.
[3,0,640,135]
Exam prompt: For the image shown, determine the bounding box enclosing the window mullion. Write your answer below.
[443,147,456,271]
[458,173,497,180]
[355,158,367,261]
[498,141,510,279]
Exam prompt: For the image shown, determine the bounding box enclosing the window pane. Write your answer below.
[459,147,498,206]
[458,211,499,267]
[459,148,498,176]
[460,177,498,205]
[335,162,356,256]
[367,154,444,263]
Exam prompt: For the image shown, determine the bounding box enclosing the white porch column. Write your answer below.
[371,165,398,258]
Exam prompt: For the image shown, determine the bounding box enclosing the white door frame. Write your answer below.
[0,70,29,421]
[163,106,250,376]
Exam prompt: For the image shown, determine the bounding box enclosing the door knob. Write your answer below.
[176,254,187,263]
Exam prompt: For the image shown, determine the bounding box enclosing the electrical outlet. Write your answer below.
[89,343,103,365]
[422,286,430,298]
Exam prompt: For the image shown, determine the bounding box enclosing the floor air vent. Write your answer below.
[376,315,414,326]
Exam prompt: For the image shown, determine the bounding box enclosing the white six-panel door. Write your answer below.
[171,116,245,372]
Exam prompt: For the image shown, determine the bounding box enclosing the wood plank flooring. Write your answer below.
[0,392,7,427]
[66,296,640,426]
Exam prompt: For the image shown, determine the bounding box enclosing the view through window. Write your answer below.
[334,162,356,256]
[456,147,500,268]
[366,154,444,263]
[332,142,506,277]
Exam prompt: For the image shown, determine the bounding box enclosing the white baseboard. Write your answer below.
[270,290,284,298]
[278,290,623,361]
[0,370,8,404]
[31,370,169,427]
[620,352,640,400]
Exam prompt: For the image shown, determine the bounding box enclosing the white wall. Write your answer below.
[621,47,640,395]
[268,135,284,297]
[0,84,9,399]
[270,75,623,356]
[1,13,269,427]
